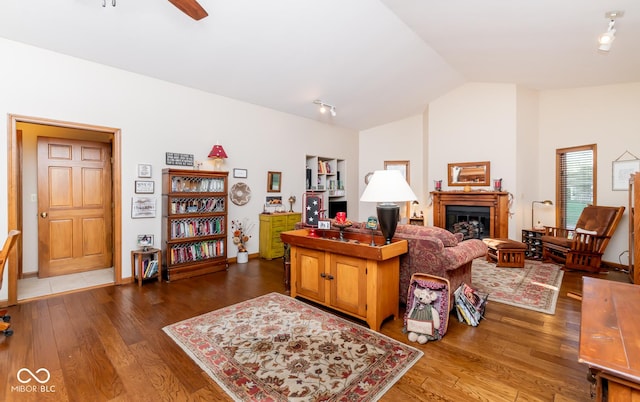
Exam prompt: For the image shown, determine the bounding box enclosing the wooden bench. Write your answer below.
[482,238,527,268]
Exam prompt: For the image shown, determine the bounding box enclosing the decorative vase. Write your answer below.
[493,178,503,191]
[237,251,249,264]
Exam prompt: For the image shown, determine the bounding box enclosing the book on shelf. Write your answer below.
[142,259,158,278]
[145,260,158,278]
[317,161,331,174]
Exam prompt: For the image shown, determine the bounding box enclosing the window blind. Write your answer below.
[558,146,595,229]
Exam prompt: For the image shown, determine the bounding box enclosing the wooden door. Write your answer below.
[292,247,325,303]
[37,137,113,277]
[329,254,366,317]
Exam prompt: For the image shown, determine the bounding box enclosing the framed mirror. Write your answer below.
[384,160,411,220]
[447,161,490,186]
[267,171,282,193]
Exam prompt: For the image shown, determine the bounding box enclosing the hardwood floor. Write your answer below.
[0,257,627,401]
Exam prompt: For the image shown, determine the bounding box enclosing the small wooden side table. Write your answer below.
[131,248,162,287]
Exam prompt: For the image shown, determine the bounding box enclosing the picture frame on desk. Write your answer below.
[137,234,154,248]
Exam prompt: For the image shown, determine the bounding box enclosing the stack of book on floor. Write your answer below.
[454,283,488,326]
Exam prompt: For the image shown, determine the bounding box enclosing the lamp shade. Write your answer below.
[360,170,417,244]
[208,145,228,159]
[360,170,417,203]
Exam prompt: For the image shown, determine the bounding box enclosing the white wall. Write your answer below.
[515,87,543,231]
[428,83,518,236]
[364,81,640,266]
[358,115,425,222]
[538,83,640,265]
[0,38,358,300]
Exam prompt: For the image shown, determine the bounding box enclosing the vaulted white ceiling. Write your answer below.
[0,0,638,130]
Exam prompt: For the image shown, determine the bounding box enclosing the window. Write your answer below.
[556,144,597,229]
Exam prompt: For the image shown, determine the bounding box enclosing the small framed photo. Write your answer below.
[318,220,331,230]
[266,196,283,205]
[137,234,154,248]
[135,180,154,194]
[233,168,248,178]
[138,164,152,178]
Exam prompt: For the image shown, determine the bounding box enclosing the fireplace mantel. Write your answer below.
[432,191,510,238]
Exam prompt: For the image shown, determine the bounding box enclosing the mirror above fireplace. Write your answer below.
[447,161,490,186]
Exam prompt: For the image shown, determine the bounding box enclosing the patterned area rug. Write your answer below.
[163,292,423,401]
[471,258,564,315]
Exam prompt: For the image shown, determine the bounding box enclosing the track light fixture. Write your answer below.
[598,11,623,53]
[313,99,337,117]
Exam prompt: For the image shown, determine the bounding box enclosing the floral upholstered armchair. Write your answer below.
[290,220,487,305]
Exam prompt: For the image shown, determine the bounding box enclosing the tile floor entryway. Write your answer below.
[17,268,114,301]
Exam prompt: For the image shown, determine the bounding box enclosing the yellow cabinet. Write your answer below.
[259,213,301,260]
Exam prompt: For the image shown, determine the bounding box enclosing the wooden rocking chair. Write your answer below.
[0,230,21,336]
[541,206,624,273]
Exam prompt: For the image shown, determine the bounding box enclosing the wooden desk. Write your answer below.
[280,229,407,331]
[579,277,640,401]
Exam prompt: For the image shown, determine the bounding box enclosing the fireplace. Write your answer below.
[432,191,509,239]
[446,205,491,239]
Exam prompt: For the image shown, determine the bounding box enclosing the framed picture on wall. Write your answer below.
[135,180,154,194]
[384,160,411,220]
[131,197,156,218]
[233,168,248,178]
[267,171,282,192]
[447,161,490,187]
[612,159,640,190]
[137,164,152,178]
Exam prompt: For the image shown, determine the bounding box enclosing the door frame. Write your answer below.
[6,114,123,305]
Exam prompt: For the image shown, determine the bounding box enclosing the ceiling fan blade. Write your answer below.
[168,0,208,21]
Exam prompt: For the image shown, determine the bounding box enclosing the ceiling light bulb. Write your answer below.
[598,30,615,45]
[319,105,327,114]
[330,107,336,117]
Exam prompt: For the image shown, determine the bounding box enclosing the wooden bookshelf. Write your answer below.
[162,169,229,281]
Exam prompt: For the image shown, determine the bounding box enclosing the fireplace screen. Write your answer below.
[446,205,490,239]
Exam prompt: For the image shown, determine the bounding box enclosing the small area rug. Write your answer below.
[471,258,564,315]
[163,292,422,401]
